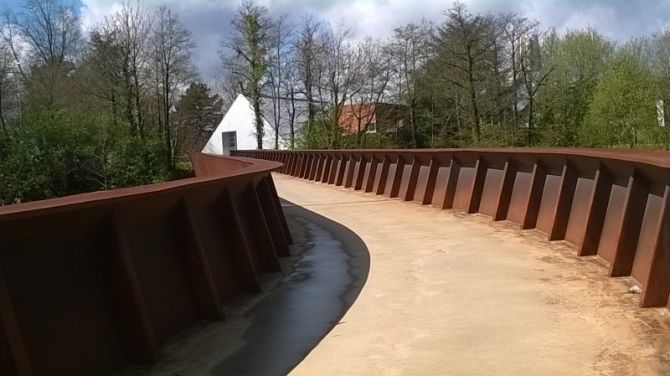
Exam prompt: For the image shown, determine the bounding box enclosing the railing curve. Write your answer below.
[0,153,291,375]
[234,148,670,310]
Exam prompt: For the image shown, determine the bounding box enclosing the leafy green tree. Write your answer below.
[581,53,660,147]
[0,109,96,203]
[174,82,223,154]
[537,29,613,145]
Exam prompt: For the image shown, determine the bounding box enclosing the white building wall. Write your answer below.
[202,94,275,154]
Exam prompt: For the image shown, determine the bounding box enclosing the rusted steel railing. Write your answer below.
[234,148,670,310]
[0,153,291,375]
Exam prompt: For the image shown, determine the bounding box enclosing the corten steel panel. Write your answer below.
[186,192,252,302]
[492,162,517,221]
[321,155,332,182]
[536,174,563,235]
[312,155,322,180]
[217,191,264,291]
[633,185,670,307]
[304,154,314,179]
[384,162,399,197]
[116,201,201,345]
[579,170,612,256]
[399,160,420,201]
[334,157,347,186]
[353,157,367,190]
[597,183,630,266]
[564,177,596,247]
[313,155,324,181]
[313,155,322,180]
[0,323,19,375]
[290,154,298,175]
[232,184,282,273]
[179,201,226,320]
[642,186,670,307]
[363,158,379,193]
[300,154,308,178]
[452,164,478,212]
[310,155,319,179]
[385,157,406,198]
[299,154,308,178]
[374,158,391,195]
[263,175,294,246]
[522,163,548,229]
[631,190,666,286]
[413,163,434,203]
[610,176,649,277]
[548,165,578,241]
[321,156,333,183]
[304,155,314,179]
[294,154,303,177]
[328,157,339,184]
[506,170,533,224]
[344,156,356,188]
[479,167,505,218]
[383,163,396,196]
[0,212,126,375]
[255,179,291,257]
[431,165,452,207]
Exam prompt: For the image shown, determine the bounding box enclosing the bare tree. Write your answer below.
[348,38,392,146]
[84,29,124,127]
[222,1,272,149]
[0,12,28,82]
[104,2,153,138]
[389,21,432,146]
[152,5,195,168]
[320,25,362,147]
[280,54,303,149]
[14,0,81,65]
[4,0,81,107]
[434,2,496,143]
[0,37,19,133]
[501,13,538,128]
[213,65,240,113]
[295,15,324,144]
[266,15,292,149]
[520,33,553,146]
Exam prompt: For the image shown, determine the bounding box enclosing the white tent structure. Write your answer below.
[202,94,275,154]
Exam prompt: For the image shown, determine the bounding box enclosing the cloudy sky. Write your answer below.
[7,0,670,80]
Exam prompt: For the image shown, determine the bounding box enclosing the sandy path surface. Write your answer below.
[274,173,670,376]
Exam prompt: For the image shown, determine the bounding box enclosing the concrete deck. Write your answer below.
[274,174,670,376]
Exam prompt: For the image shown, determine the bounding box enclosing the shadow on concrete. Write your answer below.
[209,199,370,376]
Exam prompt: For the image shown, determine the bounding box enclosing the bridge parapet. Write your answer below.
[0,153,291,375]
[234,148,670,310]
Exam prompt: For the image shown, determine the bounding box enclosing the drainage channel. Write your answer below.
[117,201,370,376]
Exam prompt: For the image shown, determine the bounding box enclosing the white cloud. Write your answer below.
[77,0,670,81]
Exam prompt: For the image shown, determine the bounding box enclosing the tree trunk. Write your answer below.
[253,87,263,149]
[164,75,173,170]
[511,42,519,129]
[410,98,417,147]
[289,89,296,149]
[527,97,533,147]
[0,90,6,134]
[467,56,480,144]
[133,72,144,139]
[468,78,480,143]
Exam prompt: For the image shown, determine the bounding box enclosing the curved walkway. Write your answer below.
[274,174,670,376]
